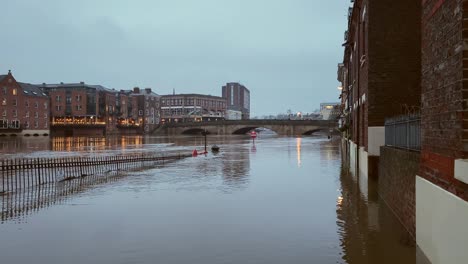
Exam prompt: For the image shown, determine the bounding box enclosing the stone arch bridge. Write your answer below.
[153,120,337,136]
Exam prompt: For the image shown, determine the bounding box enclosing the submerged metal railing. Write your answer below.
[0,153,191,194]
[385,114,421,151]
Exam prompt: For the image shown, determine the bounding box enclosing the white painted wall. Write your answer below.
[368,126,385,156]
[349,141,357,177]
[359,146,368,177]
[348,141,369,199]
[454,159,468,184]
[416,176,468,264]
[358,146,368,199]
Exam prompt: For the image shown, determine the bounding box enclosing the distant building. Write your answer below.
[0,71,50,136]
[128,87,161,133]
[225,109,242,120]
[222,82,250,119]
[320,102,341,120]
[160,94,226,123]
[40,82,122,136]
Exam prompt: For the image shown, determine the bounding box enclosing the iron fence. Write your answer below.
[385,114,421,151]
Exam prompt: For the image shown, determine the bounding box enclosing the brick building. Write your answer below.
[0,71,49,136]
[416,1,468,263]
[129,87,161,133]
[222,82,250,120]
[160,94,226,123]
[339,0,421,179]
[40,82,121,136]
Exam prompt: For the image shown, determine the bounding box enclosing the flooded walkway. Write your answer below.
[0,136,418,263]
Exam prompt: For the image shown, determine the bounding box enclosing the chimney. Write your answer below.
[145,88,151,94]
[8,69,11,75]
[133,87,140,93]
[60,82,64,85]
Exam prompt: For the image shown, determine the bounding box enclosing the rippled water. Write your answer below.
[0,135,420,264]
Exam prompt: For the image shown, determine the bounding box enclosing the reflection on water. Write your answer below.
[296,138,301,167]
[0,136,422,264]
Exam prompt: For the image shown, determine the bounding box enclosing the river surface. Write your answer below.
[0,135,420,264]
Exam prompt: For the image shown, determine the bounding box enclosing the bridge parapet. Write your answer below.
[160,119,334,127]
[153,119,338,136]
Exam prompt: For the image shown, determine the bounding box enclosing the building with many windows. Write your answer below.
[0,71,49,136]
[222,82,250,120]
[128,87,161,133]
[40,82,122,136]
[160,94,226,123]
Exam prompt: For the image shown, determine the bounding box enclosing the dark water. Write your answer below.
[0,135,419,264]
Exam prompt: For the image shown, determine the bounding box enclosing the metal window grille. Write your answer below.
[385,114,421,151]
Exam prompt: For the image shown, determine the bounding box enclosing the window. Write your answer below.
[2,98,6,106]
[138,110,143,116]
[25,121,29,128]
[35,101,38,108]
[25,111,29,118]
[12,109,17,117]
[34,120,38,128]
[56,105,61,111]
[44,113,47,119]
[44,121,48,128]
[12,99,17,106]
[2,87,6,95]
[66,96,71,103]
[11,120,19,129]
[0,119,7,128]
[12,88,17,96]
[2,109,6,116]
[34,112,38,118]
[76,105,82,111]
[44,102,47,109]
[56,95,61,102]
[76,95,81,102]
[25,100,29,107]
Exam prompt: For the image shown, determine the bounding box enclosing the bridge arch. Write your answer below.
[231,126,278,135]
[302,128,328,135]
[181,128,211,135]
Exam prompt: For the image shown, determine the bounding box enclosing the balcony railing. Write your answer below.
[385,114,421,151]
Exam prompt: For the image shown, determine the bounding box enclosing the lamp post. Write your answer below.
[202,129,207,153]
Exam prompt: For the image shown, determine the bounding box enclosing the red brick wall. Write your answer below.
[347,0,369,149]
[367,0,421,127]
[420,0,468,201]
[379,147,420,238]
[49,90,67,117]
[0,73,24,126]
[23,96,49,131]
[70,90,87,116]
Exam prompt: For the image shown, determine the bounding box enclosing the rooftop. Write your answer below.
[161,93,225,100]
[18,83,48,97]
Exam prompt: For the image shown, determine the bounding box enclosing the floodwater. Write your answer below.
[0,135,421,264]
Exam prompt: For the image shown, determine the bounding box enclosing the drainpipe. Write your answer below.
[355,6,362,177]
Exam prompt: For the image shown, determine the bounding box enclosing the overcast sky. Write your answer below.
[1,0,349,116]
